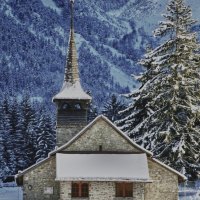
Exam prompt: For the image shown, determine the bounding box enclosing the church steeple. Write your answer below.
[64,0,79,84]
[53,0,91,147]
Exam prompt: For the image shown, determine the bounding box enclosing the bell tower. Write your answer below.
[53,0,91,147]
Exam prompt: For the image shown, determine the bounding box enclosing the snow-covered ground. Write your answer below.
[179,190,200,200]
[0,187,23,200]
[0,184,199,200]
[179,181,200,200]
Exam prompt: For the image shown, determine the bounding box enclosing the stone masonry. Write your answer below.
[22,157,59,200]
[60,181,145,200]
[145,159,179,200]
[57,123,86,147]
[64,118,140,153]
[20,117,180,200]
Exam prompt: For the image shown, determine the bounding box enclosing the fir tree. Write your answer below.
[35,111,55,163]
[0,96,22,175]
[86,91,98,122]
[102,94,125,122]
[118,0,200,179]
[0,98,10,176]
[20,95,38,167]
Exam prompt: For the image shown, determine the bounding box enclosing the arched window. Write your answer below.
[62,103,70,110]
[74,103,82,110]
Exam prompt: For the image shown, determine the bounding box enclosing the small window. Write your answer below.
[62,103,70,110]
[74,103,82,110]
[72,182,89,198]
[99,145,102,151]
[116,182,133,197]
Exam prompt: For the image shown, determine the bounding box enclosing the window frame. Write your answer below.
[115,182,133,197]
[71,182,89,198]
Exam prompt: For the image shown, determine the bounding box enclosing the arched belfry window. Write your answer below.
[74,103,82,110]
[62,103,70,110]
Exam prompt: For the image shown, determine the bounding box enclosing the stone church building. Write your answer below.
[16,1,186,199]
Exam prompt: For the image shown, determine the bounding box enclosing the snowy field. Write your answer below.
[0,187,199,200]
[0,187,23,200]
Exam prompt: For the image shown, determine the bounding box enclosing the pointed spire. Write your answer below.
[64,0,79,84]
[53,0,91,102]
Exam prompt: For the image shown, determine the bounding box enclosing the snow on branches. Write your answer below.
[117,0,200,180]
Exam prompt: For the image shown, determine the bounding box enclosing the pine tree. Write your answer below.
[20,95,38,167]
[7,97,23,174]
[102,94,125,122]
[0,96,22,175]
[0,98,10,176]
[118,0,200,179]
[35,111,55,163]
[86,91,98,122]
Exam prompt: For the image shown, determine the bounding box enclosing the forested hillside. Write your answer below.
[1,0,200,177]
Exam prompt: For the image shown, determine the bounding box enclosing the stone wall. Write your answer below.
[22,156,60,200]
[60,181,145,200]
[20,116,180,200]
[65,118,140,153]
[144,159,179,200]
[57,123,85,147]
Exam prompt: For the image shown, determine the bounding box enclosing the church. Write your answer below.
[16,1,186,199]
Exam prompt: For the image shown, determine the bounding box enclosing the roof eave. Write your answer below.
[151,158,187,183]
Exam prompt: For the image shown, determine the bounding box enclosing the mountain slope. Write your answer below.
[1,0,200,111]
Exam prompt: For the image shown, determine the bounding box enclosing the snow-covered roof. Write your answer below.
[53,81,91,101]
[56,153,151,182]
[16,115,187,182]
[50,115,153,156]
[15,156,51,177]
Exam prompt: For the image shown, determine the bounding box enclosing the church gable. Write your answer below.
[61,116,147,153]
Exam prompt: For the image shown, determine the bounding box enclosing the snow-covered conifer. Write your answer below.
[20,95,38,167]
[118,0,200,179]
[102,94,125,122]
[35,111,55,163]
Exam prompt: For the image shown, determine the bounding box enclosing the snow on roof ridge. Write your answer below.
[52,81,92,101]
[49,115,153,156]
[49,115,104,155]
[15,156,51,177]
[151,157,187,181]
[16,115,186,182]
[99,115,153,156]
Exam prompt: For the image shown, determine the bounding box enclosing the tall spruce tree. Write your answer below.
[118,0,200,179]
[20,95,38,167]
[102,94,125,122]
[0,98,10,176]
[35,111,55,163]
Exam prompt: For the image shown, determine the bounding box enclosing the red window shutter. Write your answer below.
[71,183,79,197]
[116,182,133,197]
[71,182,89,197]
[125,183,133,197]
[81,183,89,197]
[116,183,124,197]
